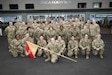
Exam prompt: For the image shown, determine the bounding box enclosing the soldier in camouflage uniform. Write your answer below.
[16,26,24,39]
[14,18,21,30]
[79,17,84,29]
[79,34,91,59]
[57,25,66,40]
[52,22,60,31]
[73,18,81,30]
[69,19,73,26]
[27,19,33,28]
[43,21,49,32]
[45,38,61,63]
[5,22,16,50]
[70,24,80,41]
[21,22,27,32]
[39,19,45,30]
[46,26,57,42]
[90,20,100,40]
[10,35,24,57]
[32,20,40,29]
[56,36,66,55]
[92,34,105,59]
[64,20,72,44]
[37,36,47,56]
[81,25,90,39]
[21,33,34,56]
[24,27,34,39]
[85,20,91,29]
[67,36,79,58]
[33,26,44,43]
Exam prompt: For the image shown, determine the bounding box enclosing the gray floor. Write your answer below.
[0,35,112,75]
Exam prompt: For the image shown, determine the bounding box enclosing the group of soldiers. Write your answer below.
[5,17,105,63]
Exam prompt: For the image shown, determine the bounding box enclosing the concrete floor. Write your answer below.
[0,34,112,75]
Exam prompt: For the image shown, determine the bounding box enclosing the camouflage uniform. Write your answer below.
[16,26,24,39]
[57,28,66,40]
[81,27,90,39]
[10,39,24,57]
[67,39,79,58]
[39,22,45,30]
[33,28,44,43]
[79,38,91,59]
[21,24,27,32]
[27,22,33,28]
[56,39,66,55]
[85,23,91,29]
[5,25,16,49]
[64,24,72,44]
[92,38,105,58]
[24,29,34,39]
[70,26,80,41]
[45,41,59,63]
[79,21,84,29]
[14,22,21,30]
[21,36,33,56]
[32,23,40,29]
[37,39,47,56]
[46,29,57,42]
[90,24,100,40]
[73,22,81,30]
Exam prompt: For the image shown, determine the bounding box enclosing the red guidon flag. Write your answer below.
[26,41,39,60]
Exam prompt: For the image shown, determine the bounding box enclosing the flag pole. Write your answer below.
[38,46,77,63]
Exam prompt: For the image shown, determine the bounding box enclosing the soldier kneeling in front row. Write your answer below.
[67,36,79,59]
[10,35,24,57]
[45,38,62,63]
[92,34,105,59]
[79,34,91,59]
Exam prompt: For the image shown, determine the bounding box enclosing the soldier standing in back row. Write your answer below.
[57,25,66,40]
[46,26,57,42]
[64,20,72,44]
[80,25,90,39]
[14,18,21,30]
[70,24,80,41]
[16,26,24,39]
[33,26,44,43]
[73,18,81,30]
[32,20,40,29]
[90,20,100,40]
[27,19,33,28]
[85,20,91,29]
[21,22,27,32]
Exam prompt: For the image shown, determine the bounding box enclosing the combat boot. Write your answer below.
[45,57,51,62]
[86,54,89,59]
[75,55,78,59]
[100,54,104,59]
[20,54,25,57]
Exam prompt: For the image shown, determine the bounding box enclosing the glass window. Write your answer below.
[93,2,102,8]
[9,4,18,9]
[25,4,34,9]
[109,2,112,7]
[0,4,2,9]
[78,3,86,8]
